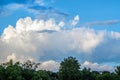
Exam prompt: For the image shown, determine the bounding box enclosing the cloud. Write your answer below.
[0,17,104,62]
[84,20,120,26]
[0,0,68,18]
[7,53,16,61]
[27,5,68,19]
[38,60,59,71]
[110,31,120,39]
[0,16,120,71]
[90,33,120,63]
[82,61,114,72]
[39,60,114,72]
[71,15,80,26]
[35,0,44,6]
[38,60,114,72]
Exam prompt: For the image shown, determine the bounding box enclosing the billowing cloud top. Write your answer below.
[0,16,120,71]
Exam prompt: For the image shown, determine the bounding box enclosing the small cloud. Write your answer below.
[110,31,120,39]
[5,3,25,10]
[71,15,80,26]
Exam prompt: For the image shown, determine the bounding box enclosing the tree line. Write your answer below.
[0,56,120,80]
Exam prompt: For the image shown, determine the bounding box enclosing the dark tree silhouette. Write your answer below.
[0,57,119,80]
[58,56,80,80]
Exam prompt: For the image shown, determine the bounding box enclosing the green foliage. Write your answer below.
[80,68,94,80]
[0,57,120,80]
[5,60,24,80]
[32,70,52,80]
[0,65,6,80]
[58,56,80,80]
[115,66,120,75]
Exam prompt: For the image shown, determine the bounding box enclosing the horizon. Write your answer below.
[0,0,120,72]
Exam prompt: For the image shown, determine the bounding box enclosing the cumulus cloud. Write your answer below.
[0,17,104,62]
[38,60,59,71]
[37,60,115,72]
[0,16,120,71]
[82,61,114,72]
[37,60,114,72]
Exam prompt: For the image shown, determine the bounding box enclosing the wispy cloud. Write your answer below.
[35,0,45,6]
[83,20,120,26]
[71,15,80,26]
[27,5,68,19]
[0,0,68,18]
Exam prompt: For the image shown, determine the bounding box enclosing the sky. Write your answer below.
[0,0,120,71]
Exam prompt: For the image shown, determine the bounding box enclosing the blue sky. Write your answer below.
[0,0,120,71]
[1,0,120,33]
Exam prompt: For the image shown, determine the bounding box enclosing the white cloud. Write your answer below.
[58,21,65,27]
[15,17,62,32]
[1,3,25,16]
[5,3,24,11]
[7,53,16,61]
[1,0,68,20]
[38,60,59,71]
[110,31,120,39]
[0,16,120,71]
[69,28,104,53]
[71,15,80,26]
[82,61,114,72]
[38,60,115,72]
[0,17,104,62]
[6,53,34,63]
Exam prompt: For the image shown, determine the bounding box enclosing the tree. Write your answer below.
[21,60,40,80]
[0,65,6,80]
[58,56,80,80]
[81,68,94,80]
[101,71,113,80]
[115,66,120,75]
[5,60,25,80]
[32,70,52,80]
